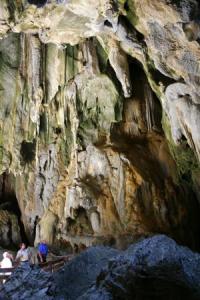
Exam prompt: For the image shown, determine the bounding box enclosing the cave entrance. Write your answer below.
[20,139,36,165]
[0,172,28,247]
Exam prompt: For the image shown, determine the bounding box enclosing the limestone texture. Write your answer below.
[0,0,199,251]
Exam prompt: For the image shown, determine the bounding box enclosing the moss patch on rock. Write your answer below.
[126,0,139,27]
[162,113,199,184]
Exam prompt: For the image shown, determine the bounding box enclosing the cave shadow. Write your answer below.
[110,57,200,252]
[0,172,29,248]
[27,0,47,8]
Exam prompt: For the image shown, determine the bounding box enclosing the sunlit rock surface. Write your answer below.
[0,0,199,250]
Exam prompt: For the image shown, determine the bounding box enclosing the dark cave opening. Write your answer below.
[20,139,36,164]
[104,20,113,28]
[27,0,47,8]
[39,112,47,134]
[128,56,163,122]
[53,127,62,135]
[33,215,39,242]
[0,172,29,247]
[111,56,163,144]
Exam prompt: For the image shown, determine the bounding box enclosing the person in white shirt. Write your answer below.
[15,243,31,264]
[0,252,13,283]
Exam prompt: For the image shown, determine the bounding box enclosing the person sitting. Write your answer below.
[37,240,48,263]
[0,252,13,283]
[15,243,31,264]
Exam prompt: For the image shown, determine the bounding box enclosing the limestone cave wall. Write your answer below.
[0,0,199,251]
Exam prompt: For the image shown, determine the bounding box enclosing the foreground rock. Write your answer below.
[53,246,119,300]
[1,235,200,299]
[0,264,55,300]
[0,246,119,300]
[81,235,200,300]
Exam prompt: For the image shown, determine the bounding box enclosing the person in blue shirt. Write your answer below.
[37,240,48,263]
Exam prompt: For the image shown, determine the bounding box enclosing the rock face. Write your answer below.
[1,235,200,299]
[0,0,199,251]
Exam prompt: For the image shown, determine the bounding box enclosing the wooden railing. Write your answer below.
[0,254,74,283]
[0,268,15,282]
[39,255,73,273]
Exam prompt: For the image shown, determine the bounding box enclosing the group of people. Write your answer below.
[0,240,48,275]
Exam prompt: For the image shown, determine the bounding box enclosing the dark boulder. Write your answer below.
[27,0,47,8]
[0,264,55,300]
[80,235,200,300]
[53,246,120,300]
